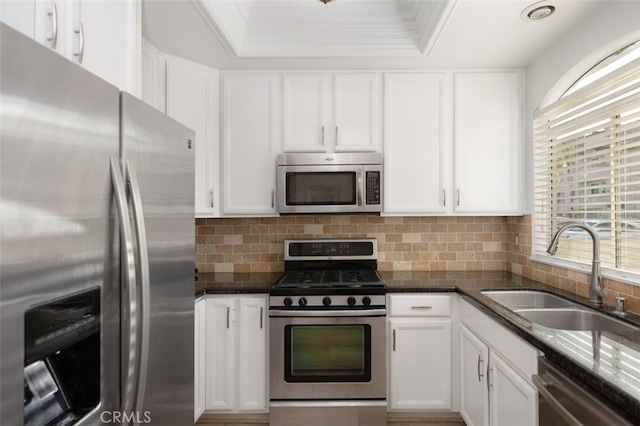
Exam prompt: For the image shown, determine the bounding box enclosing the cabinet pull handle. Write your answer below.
[487,365,492,391]
[392,329,396,351]
[411,305,432,310]
[226,307,230,329]
[47,3,58,49]
[74,23,84,63]
[477,355,484,382]
[321,126,325,145]
[335,126,339,145]
[209,190,214,208]
[457,188,461,207]
[271,189,275,208]
[443,189,446,207]
[260,307,263,329]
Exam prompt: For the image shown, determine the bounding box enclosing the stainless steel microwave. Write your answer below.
[277,153,382,214]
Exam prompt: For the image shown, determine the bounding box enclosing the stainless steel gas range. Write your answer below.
[269,239,387,426]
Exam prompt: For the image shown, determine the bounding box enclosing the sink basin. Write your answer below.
[514,308,639,332]
[481,290,639,333]
[481,290,578,309]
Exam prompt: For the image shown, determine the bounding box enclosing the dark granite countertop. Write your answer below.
[195,272,279,297]
[195,269,640,422]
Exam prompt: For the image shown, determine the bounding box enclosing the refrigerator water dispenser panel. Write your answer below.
[24,288,101,426]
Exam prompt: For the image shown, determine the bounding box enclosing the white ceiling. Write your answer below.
[193,0,455,57]
[142,0,607,69]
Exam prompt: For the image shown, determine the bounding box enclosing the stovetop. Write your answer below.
[270,238,387,308]
[277,269,384,287]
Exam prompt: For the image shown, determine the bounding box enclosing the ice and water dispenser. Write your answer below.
[23,288,101,425]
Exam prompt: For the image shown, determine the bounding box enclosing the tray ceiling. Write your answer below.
[193,0,456,57]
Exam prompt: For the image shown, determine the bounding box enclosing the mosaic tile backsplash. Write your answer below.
[196,214,640,313]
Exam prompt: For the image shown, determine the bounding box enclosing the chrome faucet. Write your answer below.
[547,223,605,306]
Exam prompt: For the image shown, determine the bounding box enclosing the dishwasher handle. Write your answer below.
[532,374,582,425]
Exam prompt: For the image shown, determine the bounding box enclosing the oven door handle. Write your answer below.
[269,309,387,317]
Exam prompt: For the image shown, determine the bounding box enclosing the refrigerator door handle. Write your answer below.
[110,157,139,418]
[125,161,151,416]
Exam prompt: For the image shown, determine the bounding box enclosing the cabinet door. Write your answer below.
[32,0,64,52]
[460,325,490,426]
[1,0,37,38]
[222,73,279,215]
[333,73,379,152]
[166,58,219,217]
[454,72,522,214]
[70,0,140,94]
[283,73,327,152]
[384,73,452,214]
[194,299,206,422]
[237,296,268,411]
[489,352,537,426]
[389,319,452,410]
[141,39,162,111]
[205,297,236,411]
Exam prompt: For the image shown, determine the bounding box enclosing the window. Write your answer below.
[533,40,640,279]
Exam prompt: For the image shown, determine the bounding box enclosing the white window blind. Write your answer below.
[533,54,640,276]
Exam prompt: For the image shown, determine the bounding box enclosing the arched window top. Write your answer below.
[562,39,640,98]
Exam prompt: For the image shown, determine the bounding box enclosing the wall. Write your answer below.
[196,215,506,273]
[196,214,640,313]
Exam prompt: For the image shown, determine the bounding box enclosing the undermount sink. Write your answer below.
[480,290,579,309]
[515,308,639,332]
[480,290,639,332]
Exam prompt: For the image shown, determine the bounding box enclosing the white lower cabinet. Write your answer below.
[205,295,268,413]
[460,299,538,426]
[388,294,454,411]
[194,298,206,422]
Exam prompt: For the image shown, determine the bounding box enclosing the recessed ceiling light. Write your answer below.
[521,2,556,21]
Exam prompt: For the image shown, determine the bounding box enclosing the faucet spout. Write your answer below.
[546,223,605,306]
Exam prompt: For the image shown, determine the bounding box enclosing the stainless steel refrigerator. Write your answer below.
[1,23,195,425]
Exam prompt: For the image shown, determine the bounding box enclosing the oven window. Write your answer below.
[284,325,371,382]
[285,172,356,205]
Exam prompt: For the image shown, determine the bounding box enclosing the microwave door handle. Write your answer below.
[357,169,363,206]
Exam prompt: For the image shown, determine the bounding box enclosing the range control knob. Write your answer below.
[323,297,332,307]
[298,297,307,307]
[284,297,293,307]
[362,296,371,307]
[347,296,356,306]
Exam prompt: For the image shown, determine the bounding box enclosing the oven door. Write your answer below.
[277,165,365,214]
[269,313,386,400]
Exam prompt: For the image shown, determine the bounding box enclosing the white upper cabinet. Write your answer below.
[283,73,326,152]
[283,72,380,153]
[453,72,523,214]
[382,70,523,216]
[141,39,162,111]
[384,73,452,215]
[221,72,280,216]
[2,0,140,95]
[165,56,219,217]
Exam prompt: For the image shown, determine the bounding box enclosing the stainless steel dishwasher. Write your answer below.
[534,357,632,425]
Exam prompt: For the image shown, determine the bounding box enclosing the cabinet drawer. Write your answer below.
[389,294,451,317]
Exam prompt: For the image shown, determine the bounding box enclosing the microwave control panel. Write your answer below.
[366,171,381,205]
